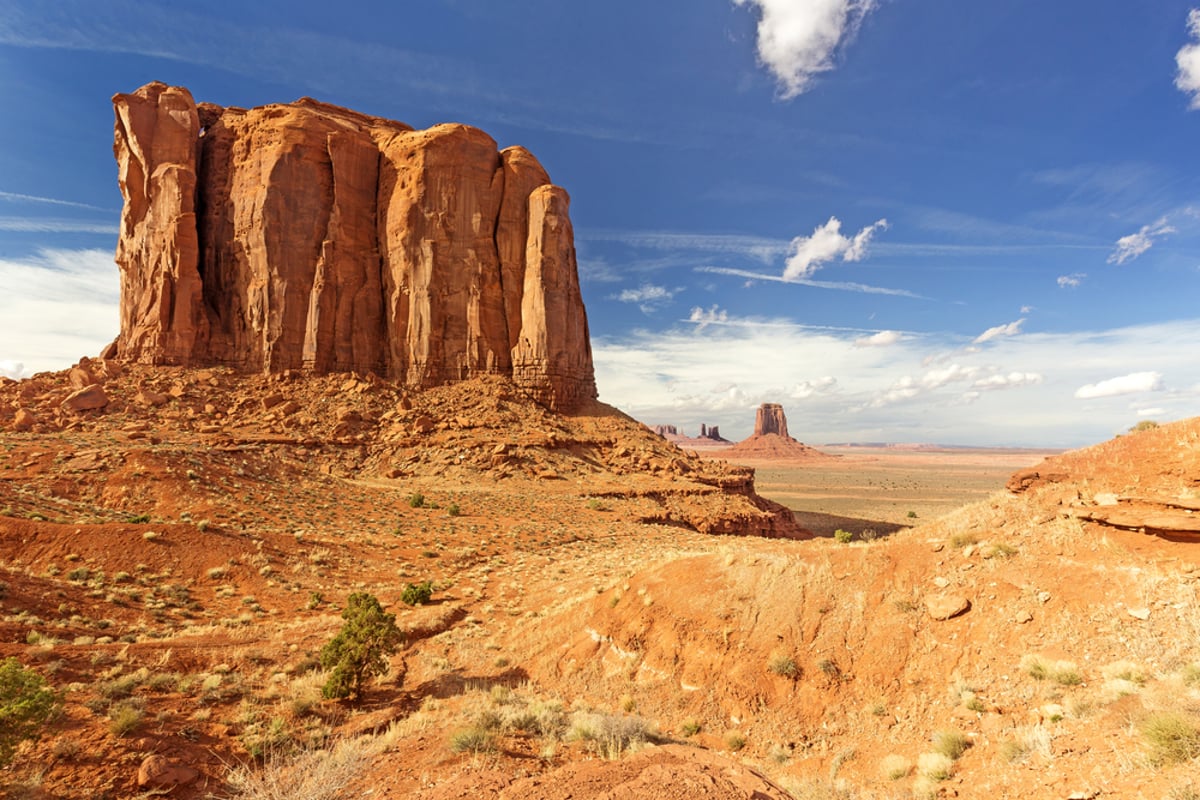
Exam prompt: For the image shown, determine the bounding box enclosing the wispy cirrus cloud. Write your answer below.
[613,284,679,313]
[578,229,787,262]
[973,319,1025,344]
[688,305,731,330]
[0,1,647,144]
[733,0,880,98]
[696,265,920,297]
[0,217,119,234]
[1057,273,1085,288]
[0,191,112,212]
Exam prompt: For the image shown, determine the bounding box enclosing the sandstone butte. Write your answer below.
[723,402,834,459]
[109,82,595,412]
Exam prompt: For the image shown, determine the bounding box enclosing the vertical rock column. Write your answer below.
[495,146,550,350]
[112,83,207,364]
[512,186,597,409]
[303,129,386,374]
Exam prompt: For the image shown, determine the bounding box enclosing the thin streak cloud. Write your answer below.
[697,266,922,297]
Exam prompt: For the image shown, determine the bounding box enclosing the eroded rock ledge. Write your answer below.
[110,82,595,411]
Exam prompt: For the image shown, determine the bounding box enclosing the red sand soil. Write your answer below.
[2,367,1199,799]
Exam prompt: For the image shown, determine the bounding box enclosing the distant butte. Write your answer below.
[108,82,595,411]
[724,403,835,459]
[651,423,731,447]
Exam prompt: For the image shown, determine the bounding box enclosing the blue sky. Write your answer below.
[2,0,1200,446]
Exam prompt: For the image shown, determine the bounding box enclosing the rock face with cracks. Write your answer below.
[110,82,596,411]
[753,403,789,438]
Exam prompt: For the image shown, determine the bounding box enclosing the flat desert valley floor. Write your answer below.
[713,447,1057,538]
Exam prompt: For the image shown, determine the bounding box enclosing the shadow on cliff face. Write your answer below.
[788,509,907,539]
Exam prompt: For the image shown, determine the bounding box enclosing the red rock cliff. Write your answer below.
[111,82,596,410]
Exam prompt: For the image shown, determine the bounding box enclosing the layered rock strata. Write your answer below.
[111,82,595,410]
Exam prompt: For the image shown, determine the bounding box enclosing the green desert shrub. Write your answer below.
[319,593,403,701]
[0,658,62,765]
[449,724,496,754]
[833,529,853,544]
[108,698,144,736]
[400,581,434,607]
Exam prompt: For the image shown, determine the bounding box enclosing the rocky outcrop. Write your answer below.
[111,82,596,411]
[754,403,789,437]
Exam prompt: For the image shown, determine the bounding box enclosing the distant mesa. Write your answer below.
[651,422,731,446]
[107,82,595,411]
[724,403,834,460]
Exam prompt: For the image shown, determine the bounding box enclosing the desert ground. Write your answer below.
[721,447,1060,537]
[2,365,1199,800]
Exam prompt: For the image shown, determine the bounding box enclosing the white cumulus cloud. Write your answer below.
[973,318,1025,344]
[1074,371,1164,399]
[1176,9,1200,108]
[783,216,889,280]
[733,0,880,98]
[854,329,902,347]
[1057,273,1085,288]
[790,376,838,398]
[1108,217,1175,264]
[973,372,1043,391]
[0,360,25,380]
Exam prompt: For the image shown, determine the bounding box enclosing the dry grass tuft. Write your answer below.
[222,736,378,800]
[1141,711,1200,765]
[879,753,911,780]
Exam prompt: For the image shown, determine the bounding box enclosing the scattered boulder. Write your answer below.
[925,594,971,620]
[68,365,96,390]
[61,383,109,413]
[12,408,35,431]
[136,754,199,790]
[135,388,169,407]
